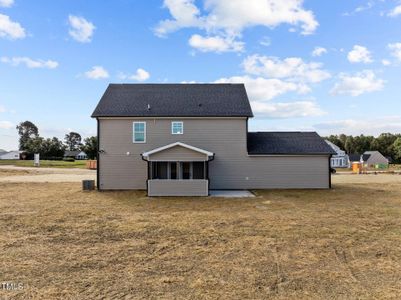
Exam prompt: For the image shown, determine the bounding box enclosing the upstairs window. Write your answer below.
[133,122,146,143]
[171,121,183,135]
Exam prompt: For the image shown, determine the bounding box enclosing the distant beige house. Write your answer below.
[91,84,335,196]
[362,151,389,167]
[348,151,389,168]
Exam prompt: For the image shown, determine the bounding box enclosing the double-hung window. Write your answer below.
[133,122,146,143]
[171,121,183,135]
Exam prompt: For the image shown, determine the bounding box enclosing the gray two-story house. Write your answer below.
[92,84,335,196]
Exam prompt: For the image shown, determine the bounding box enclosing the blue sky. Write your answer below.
[1,0,401,150]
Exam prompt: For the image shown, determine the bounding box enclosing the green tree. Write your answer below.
[41,137,66,158]
[371,133,398,157]
[81,136,98,159]
[393,137,401,163]
[64,132,82,151]
[16,121,39,151]
[344,136,355,154]
[24,136,44,155]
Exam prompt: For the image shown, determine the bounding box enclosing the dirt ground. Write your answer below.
[0,174,400,299]
[0,166,95,183]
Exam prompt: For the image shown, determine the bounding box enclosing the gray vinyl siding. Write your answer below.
[148,180,208,196]
[148,145,208,161]
[98,118,330,190]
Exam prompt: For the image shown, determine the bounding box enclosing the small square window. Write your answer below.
[171,122,183,135]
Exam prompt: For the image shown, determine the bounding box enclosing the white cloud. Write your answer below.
[1,56,58,69]
[251,100,325,118]
[0,13,26,40]
[382,59,391,66]
[0,0,13,8]
[155,0,318,52]
[347,45,373,64]
[314,116,401,136]
[259,36,271,47]
[343,1,375,16]
[85,66,109,80]
[119,68,150,82]
[330,70,384,97]
[0,120,13,129]
[214,75,324,118]
[215,75,308,101]
[242,55,331,83]
[189,34,244,52]
[311,47,327,57]
[388,43,401,61]
[68,15,95,43]
[187,52,330,118]
[388,5,401,17]
[0,105,5,113]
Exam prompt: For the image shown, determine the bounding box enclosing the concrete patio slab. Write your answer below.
[209,190,255,198]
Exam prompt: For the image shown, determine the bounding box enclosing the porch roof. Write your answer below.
[142,142,214,161]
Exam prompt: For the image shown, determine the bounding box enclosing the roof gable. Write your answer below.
[142,142,214,160]
[91,84,253,118]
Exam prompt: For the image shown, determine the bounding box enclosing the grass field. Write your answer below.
[0,159,87,168]
[1,175,401,299]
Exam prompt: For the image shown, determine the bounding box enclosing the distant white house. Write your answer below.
[325,140,349,168]
[0,150,22,160]
[64,150,88,160]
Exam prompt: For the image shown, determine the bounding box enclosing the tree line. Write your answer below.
[16,121,97,160]
[325,133,401,163]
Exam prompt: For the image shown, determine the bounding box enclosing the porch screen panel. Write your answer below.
[182,162,191,179]
[192,162,205,179]
[152,162,168,179]
[170,162,177,179]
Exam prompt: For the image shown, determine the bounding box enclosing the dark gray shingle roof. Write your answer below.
[349,154,361,162]
[64,150,81,157]
[91,84,253,118]
[361,154,371,161]
[247,132,336,155]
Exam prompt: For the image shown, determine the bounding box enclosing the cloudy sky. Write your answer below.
[1,0,401,150]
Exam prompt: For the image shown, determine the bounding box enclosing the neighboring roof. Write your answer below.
[142,142,214,159]
[364,151,383,155]
[247,132,336,155]
[325,140,340,150]
[361,154,371,161]
[64,150,81,157]
[91,84,253,118]
[349,154,361,162]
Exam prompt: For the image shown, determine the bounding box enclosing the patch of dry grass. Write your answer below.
[1,176,401,299]
[0,169,39,177]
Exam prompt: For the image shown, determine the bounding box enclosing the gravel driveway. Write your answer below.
[0,165,96,183]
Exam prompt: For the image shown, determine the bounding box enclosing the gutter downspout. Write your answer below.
[329,154,332,189]
[141,154,149,196]
[207,154,215,195]
[96,118,100,191]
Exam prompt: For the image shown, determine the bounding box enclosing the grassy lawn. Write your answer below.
[1,176,400,299]
[0,159,87,168]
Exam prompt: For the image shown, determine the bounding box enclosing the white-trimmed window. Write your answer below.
[171,121,183,135]
[133,122,146,143]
